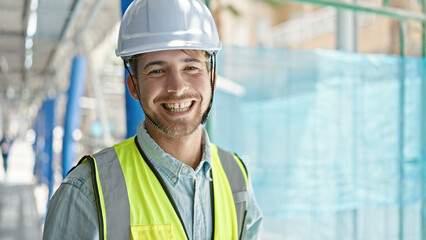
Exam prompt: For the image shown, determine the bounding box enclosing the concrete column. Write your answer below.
[42,97,57,198]
[62,55,86,177]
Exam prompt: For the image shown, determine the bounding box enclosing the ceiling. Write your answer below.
[0,0,121,112]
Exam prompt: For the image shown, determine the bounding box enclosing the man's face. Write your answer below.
[130,49,212,138]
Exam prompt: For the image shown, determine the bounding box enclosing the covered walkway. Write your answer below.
[0,139,46,240]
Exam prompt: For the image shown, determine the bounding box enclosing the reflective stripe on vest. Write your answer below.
[215,145,249,240]
[80,136,248,239]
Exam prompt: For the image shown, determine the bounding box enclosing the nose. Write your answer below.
[166,69,189,95]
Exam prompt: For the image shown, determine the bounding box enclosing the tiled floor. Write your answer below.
[0,139,44,240]
[0,183,42,240]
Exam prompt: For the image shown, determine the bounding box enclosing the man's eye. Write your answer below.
[185,66,199,71]
[149,69,164,74]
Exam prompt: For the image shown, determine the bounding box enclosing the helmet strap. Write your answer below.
[123,61,160,130]
[200,52,216,124]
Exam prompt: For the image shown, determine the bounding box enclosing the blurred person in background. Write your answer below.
[1,133,13,177]
[43,0,263,239]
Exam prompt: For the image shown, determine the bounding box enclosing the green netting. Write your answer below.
[209,45,426,239]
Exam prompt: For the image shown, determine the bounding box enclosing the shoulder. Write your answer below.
[44,160,99,239]
[60,160,96,207]
[58,145,123,201]
[213,144,248,176]
[65,159,92,183]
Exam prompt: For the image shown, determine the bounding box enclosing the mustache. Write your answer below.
[153,93,201,103]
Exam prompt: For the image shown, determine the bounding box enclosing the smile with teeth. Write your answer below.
[162,101,194,112]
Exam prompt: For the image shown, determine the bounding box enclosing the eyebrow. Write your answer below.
[143,58,205,71]
[143,61,167,71]
[184,58,204,64]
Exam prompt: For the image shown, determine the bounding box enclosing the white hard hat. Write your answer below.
[116,0,222,60]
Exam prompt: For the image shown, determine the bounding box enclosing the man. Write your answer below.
[1,134,13,177]
[43,0,263,239]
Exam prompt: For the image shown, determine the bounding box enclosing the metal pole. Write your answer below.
[121,0,145,139]
[397,20,406,240]
[420,3,426,240]
[337,0,357,52]
[421,55,426,240]
[62,55,87,177]
[352,62,359,240]
[336,1,358,237]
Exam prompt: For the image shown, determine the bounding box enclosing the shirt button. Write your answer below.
[182,166,189,174]
[195,195,199,203]
[171,177,177,183]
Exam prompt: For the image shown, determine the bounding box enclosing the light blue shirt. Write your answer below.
[43,121,263,239]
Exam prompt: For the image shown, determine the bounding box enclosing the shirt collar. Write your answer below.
[136,121,212,187]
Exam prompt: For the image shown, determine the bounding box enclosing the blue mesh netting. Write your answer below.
[209,45,426,240]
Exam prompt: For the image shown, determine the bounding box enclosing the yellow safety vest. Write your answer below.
[78,136,249,240]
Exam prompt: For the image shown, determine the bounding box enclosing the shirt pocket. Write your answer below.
[130,224,175,240]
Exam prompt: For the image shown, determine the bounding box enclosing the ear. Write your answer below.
[126,74,139,100]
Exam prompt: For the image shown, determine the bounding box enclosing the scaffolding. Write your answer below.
[269,0,426,239]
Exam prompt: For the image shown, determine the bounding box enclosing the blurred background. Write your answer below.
[0,0,425,239]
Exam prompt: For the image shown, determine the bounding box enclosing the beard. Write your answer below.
[142,94,210,138]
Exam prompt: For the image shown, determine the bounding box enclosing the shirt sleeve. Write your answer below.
[42,162,99,240]
[245,177,264,240]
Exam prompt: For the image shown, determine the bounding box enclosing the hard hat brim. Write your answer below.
[117,42,222,60]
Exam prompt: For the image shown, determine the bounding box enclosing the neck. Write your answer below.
[146,124,203,169]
